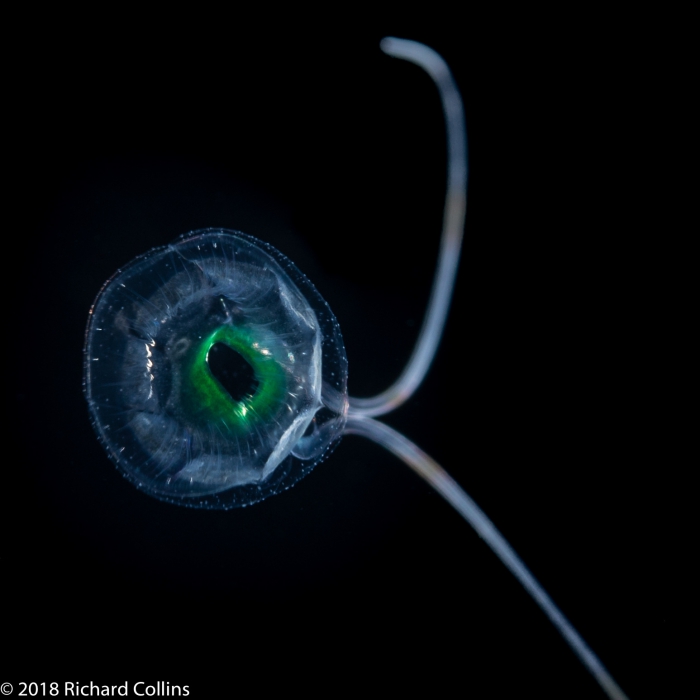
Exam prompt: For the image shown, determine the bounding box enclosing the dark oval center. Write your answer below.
[207,342,259,403]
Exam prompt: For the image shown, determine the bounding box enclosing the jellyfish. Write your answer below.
[83,39,628,700]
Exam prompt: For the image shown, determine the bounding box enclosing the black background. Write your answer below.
[8,11,684,700]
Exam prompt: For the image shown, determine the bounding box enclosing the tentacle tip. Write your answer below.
[379,36,398,55]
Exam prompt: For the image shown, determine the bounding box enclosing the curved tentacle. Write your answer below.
[349,38,467,417]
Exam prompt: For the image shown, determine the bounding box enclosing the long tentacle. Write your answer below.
[343,413,629,700]
[348,38,467,417]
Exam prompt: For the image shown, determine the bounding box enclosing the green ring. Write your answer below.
[181,325,288,434]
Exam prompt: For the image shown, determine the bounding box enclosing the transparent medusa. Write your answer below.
[83,38,628,700]
[84,229,348,508]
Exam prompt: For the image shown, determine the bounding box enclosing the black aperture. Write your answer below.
[207,342,259,402]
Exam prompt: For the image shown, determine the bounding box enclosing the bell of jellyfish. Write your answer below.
[84,229,348,508]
